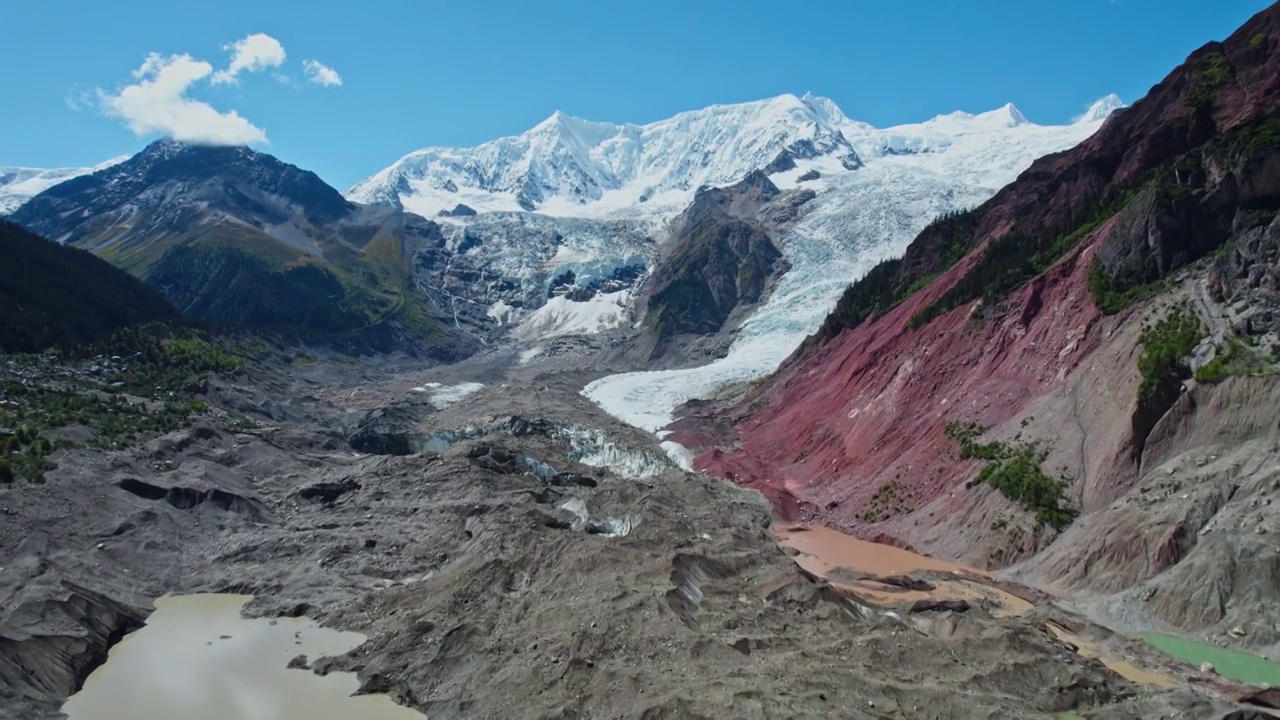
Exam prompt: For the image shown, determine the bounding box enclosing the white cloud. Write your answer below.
[303,59,342,87]
[98,52,268,146]
[211,33,287,85]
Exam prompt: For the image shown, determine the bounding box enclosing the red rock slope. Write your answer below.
[688,4,1280,568]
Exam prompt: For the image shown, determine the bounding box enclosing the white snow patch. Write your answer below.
[660,441,696,471]
[487,300,520,325]
[349,92,1123,225]
[516,290,630,339]
[426,382,485,408]
[0,155,129,215]
[518,347,544,365]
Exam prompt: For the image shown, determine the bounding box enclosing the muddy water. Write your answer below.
[774,525,1032,616]
[1046,622,1175,688]
[62,594,426,720]
[774,525,1180,689]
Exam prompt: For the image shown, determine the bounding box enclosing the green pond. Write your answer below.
[1141,632,1280,687]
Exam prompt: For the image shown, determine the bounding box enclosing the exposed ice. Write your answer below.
[584,110,1116,432]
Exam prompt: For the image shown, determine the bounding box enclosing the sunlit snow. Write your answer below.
[515,290,630,339]
[583,101,1119,432]
[350,92,1122,435]
[425,382,485,408]
[0,156,129,215]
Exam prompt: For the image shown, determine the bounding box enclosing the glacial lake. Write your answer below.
[62,593,425,720]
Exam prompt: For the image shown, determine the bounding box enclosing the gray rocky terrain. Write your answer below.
[0,349,1237,719]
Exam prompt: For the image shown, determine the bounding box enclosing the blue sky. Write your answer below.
[0,0,1272,189]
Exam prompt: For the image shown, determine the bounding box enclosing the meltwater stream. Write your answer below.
[62,594,425,720]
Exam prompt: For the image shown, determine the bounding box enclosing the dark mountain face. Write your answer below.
[10,141,474,360]
[0,221,178,353]
[22,141,352,222]
[635,171,813,362]
[13,141,355,253]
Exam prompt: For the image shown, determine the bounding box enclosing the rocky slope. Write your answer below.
[0,348,1223,720]
[688,1,1280,655]
[632,171,813,363]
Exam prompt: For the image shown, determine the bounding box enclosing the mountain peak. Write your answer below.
[925,102,1029,129]
[1076,93,1127,124]
[15,140,355,231]
[998,102,1029,126]
[349,94,864,216]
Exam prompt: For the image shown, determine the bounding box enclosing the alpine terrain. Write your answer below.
[4,5,1280,720]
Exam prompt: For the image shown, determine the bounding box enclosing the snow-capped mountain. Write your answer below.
[0,156,128,215]
[348,93,863,218]
[349,93,1125,220]
[584,94,1127,433]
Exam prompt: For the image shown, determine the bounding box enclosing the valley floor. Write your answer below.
[0,349,1257,719]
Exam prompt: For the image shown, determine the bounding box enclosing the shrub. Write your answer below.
[1137,306,1204,399]
[945,420,1078,530]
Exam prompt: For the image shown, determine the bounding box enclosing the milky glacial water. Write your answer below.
[62,594,425,720]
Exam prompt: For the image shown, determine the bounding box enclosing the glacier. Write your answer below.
[581,95,1124,434]
[0,156,128,215]
[355,92,1124,437]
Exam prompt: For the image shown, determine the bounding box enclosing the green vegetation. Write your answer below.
[910,189,1139,329]
[1195,336,1274,382]
[0,327,247,483]
[1086,260,1167,315]
[860,479,910,523]
[0,221,180,353]
[1250,32,1269,51]
[888,112,1278,327]
[1227,115,1280,157]
[818,207,985,338]
[1141,633,1280,687]
[945,421,1078,530]
[1137,306,1204,399]
[643,219,781,351]
[944,420,1003,460]
[1185,52,1228,109]
[145,238,449,355]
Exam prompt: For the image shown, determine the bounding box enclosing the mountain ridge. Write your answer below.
[348,92,1125,219]
[0,156,129,215]
[0,220,179,353]
[10,141,474,360]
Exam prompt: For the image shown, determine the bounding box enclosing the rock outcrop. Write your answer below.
[634,171,813,362]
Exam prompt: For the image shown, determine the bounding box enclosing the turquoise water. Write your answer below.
[1141,632,1280,686]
